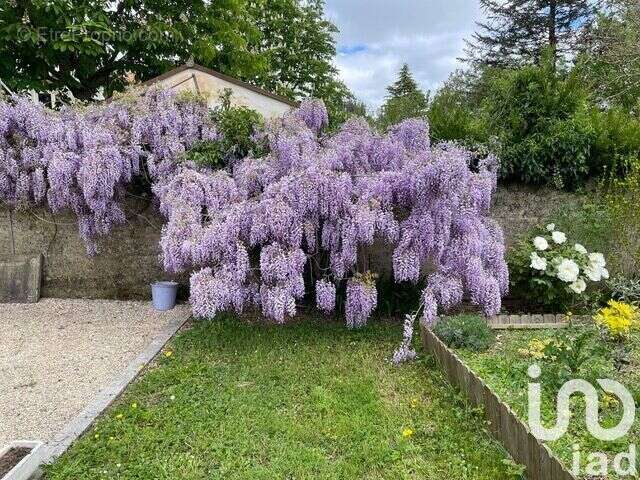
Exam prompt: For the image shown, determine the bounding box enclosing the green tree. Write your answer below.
[464,0,600,69]
[0,0,267,100]
[378,64,429,129]
[577,0,640,111]
[248,0,353,126]
[481,52,595,189]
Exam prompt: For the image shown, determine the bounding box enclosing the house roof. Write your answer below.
[140,63,299,107]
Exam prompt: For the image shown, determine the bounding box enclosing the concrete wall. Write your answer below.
[0,185,583,300]
[155,67,293,119]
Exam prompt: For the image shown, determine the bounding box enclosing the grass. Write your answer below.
[451,322,640,478]
[44,314,519,480]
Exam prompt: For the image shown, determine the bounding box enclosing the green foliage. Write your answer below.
[185,90,266,169]
[248,0,353,128]
[45,315,515,479]
[481,54,596,189]
[433,315,495,352]
[543,327,604,384]
[378,64,429,130]
[577,0,640,112]
[0,0,266,99]
[428,85,485,144]
[456,327,640,477]
[587,107,640,177]
[0,0,353,123]
[608,276,640,306]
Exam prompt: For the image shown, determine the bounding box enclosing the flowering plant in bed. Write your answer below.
[509,223,608,312]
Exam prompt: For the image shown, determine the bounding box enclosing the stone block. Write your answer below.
[0,254,43,303]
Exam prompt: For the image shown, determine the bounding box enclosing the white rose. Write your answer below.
[530,252,547,271]
[533,236,549,251]
[585,264,602,282]
[551,231,567,244]
[557,258,580,283]
[569,278,587,294]
[588,252,606,267]
[601,267,609,280]
[546,223,555,231]
[574,243,587,255]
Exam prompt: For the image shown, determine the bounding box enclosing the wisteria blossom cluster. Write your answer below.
[0,90,508,340]
[155,100,508,330]
[0,90,216,254]
[529,223,608,294]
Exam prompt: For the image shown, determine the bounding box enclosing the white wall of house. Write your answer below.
[152,67,294,119]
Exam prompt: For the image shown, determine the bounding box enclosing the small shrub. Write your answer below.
[608,275,640,305]
[588,107,640,177]
[543,327,604,384]
[185,89,267,169]
[508,224,608,312]
[433,315,494,352]
[594,300,639,341]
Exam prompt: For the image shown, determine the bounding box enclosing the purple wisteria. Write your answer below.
[156,98,508,327]
[0,90,216,254]
[0,91,508,331]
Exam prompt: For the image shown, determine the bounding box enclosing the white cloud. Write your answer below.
[326,0,483,110]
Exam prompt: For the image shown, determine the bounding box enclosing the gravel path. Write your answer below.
[0,299,189,447]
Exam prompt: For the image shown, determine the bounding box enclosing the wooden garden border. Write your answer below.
[420,323,577,480]
[486,314,590,330]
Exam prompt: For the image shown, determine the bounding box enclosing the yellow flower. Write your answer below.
[594,300,639,340]
[94,433,100,439]
[131,403,137,409]
[164,350,173,358]
[116,413,124,420]
[402,428,414,438]
[410,398,419,409]
[602,393,620,409]
[518,338,552,359]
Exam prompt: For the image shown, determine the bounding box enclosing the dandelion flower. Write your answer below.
[402,428,414,438]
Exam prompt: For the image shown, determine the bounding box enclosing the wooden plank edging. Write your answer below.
[486,314,591,330]
[420,323,577,480]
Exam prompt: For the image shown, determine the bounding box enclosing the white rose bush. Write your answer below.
[510,223,608,310]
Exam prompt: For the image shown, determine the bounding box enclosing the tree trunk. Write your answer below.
[548,0,558,69]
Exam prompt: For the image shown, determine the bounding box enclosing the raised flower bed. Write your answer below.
[0,441,44,480]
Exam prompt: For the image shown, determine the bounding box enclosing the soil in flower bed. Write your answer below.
[0,447,31,477]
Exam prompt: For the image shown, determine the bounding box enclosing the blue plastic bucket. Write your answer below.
[151,281,178,311]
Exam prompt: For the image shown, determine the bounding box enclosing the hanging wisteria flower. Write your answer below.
[345,274,378,329]
[557,258,580,283]
[534,236,549,251]
[551,231,567,244]
[315,279,336,314]
[392,313,418,365]
[530,252,547,271]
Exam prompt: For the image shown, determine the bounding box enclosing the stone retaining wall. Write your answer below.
[0,185,583,300]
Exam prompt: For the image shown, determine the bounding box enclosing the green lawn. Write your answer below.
[45,315,519,480]
[454,325,640,479]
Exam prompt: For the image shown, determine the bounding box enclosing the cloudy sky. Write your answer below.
[324,0,483,111]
